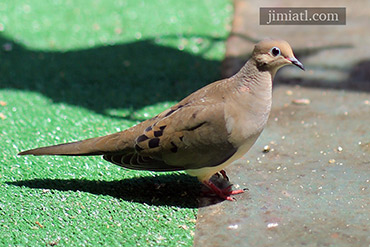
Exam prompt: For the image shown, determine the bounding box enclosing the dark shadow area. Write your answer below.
[7,173,229,208]
[274,59,370,91]
[0,35,222,117]
[7,173,206,208]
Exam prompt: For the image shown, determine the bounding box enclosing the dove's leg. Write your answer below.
[202,180,245,201]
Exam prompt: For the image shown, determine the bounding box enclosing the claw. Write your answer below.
[219,170,229,181]
[202,180,244,201]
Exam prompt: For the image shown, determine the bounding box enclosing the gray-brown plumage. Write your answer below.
[19,39,304,201]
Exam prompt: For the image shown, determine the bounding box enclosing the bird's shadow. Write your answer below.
[6,173,224,208]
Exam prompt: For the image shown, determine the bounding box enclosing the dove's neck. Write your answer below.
[225,58,273,148]
[234,59,273,98]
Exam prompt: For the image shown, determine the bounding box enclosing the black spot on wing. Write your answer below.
[145,126,152,132]
[154,130,163,137]
[137,134,149,142]
[159,125,166,131]
[148,138,160,148]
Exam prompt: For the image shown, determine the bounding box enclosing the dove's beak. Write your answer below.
[287,57,305,71]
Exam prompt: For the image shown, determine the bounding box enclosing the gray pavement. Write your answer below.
[194,1,370,246]
[195,86,370,247]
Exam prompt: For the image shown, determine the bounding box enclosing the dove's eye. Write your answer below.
[270,47,281,56]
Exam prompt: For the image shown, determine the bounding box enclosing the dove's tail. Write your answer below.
[18,131,131,156]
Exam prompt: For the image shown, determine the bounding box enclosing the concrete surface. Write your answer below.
[194,0,370,247]
[194,1,370,245]
[194,86,370,247]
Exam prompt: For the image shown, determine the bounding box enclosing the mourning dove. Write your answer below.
[19,39,304,201]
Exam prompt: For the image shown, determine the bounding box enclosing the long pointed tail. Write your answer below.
[18,131,130,156]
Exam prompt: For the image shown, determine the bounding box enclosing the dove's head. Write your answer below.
[252,39,304,76]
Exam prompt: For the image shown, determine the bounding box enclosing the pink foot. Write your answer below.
[202,180,245,201]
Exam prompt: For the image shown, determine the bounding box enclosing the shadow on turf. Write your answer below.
[2,33,368,122]
[0,35,222,119]
[7,173,224,208]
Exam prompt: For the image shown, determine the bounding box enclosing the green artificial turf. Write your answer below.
[0,0,232,246]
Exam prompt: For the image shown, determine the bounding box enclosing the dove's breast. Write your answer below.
[225,83,272,149]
